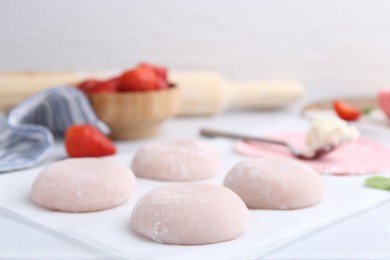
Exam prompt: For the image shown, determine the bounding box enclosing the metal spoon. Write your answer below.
[200,128,338,160]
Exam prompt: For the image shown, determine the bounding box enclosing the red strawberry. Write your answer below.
[106,76,120,89]
[77,79,117,93]
[77,79,100,92]
[157,78,169,89]
[65,125,116,158]
[333,100,361,121]
[118,66,159,92]
[139,63,167,80]
[89,81,117,93]
[378,89,390,118]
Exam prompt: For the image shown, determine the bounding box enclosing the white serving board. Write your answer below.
[0,139,389,259]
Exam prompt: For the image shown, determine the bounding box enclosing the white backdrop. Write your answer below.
[1,0,390,96]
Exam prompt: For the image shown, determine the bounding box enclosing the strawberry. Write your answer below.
[378,89,390,118]
[89,81,117,93]
[118,66,159,92]
[139,63,167,80]
[106,76,120,89]
[65,125,116,158]
[77,79,117,93]
[157,78,169,89]
[333,100,361,121]
[77,79,100,92]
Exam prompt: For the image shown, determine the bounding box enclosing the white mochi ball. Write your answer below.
[32,158,136,212]
[131,183,248,245]
[224,157,323,210]
[131,139,220,181]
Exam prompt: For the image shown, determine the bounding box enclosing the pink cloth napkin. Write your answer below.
[235,133,390,175]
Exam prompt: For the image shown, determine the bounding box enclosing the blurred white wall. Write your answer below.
[1,0,390,97]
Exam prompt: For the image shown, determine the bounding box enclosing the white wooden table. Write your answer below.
[1,110,390,259]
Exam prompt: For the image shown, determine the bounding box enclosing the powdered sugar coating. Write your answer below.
[131,183,248,245]
[224,157,323,210]
[132,139,220,181]
[32,158,136,212]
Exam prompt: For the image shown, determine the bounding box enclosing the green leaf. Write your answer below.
[365,176,390,191]
[361,107,374,115]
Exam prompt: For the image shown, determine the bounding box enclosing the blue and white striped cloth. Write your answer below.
[0,86,110,173]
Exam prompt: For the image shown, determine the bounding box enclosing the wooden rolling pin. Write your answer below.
[0,71,304,115]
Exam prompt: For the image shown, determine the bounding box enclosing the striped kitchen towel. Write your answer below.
[0,86,110,173]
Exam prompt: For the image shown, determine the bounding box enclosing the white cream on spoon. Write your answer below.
[305,118,359,156]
